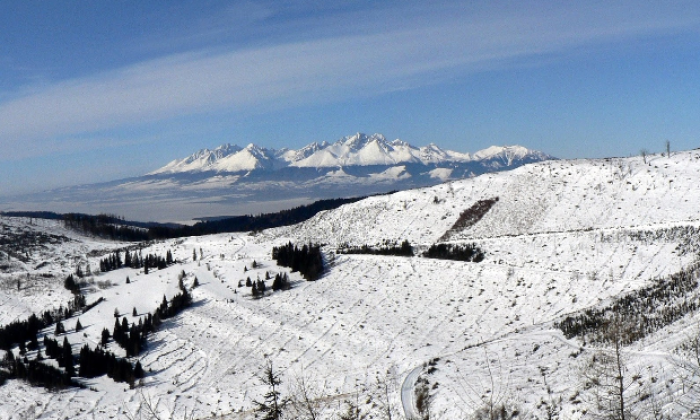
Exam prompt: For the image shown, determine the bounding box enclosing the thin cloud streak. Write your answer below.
[0,2,697,159]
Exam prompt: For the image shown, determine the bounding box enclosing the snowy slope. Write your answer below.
[1,150,699,419]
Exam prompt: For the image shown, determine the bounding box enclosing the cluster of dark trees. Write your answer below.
[0,314,44,352]
[64,273,80,294]
[148,196,367,239]
[337,240,414,257]
[557,263,700,345]
[4,196,368,241]
[439,197,499,241]
[423,243,485,262]
[271,272,291,291]
[251,279,267,298]
[99,249,174,273]
[43,336,76,377]
[272,242,324,281]
[1,352,77,390]
[113,316,148,357]
[0,294,84,351]
[62,213,151,241]
[79,345,143,385]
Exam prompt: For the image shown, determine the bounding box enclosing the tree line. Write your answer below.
[337,240,414,257]
[423,243,485,262]
[99,249,174,273]
[3,196,367,242]
[556,262,700,345]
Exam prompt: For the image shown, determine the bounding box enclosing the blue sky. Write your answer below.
[1,1,699,194]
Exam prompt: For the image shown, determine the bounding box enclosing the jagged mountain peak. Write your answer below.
[148,133,553,175]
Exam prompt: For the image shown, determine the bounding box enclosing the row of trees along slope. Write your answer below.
[1,196,367,240]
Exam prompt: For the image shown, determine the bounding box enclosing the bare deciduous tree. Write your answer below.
[375,368,399,420]
[122,390,196,420]
[581,317,639,420]
[640,149,649,164]
[288,369,327,420]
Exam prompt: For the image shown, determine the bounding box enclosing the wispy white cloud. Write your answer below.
[0,1,697,159]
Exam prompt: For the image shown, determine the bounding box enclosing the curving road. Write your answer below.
[401,365,424,419]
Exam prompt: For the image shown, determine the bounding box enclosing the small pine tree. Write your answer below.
[133,307,138,317]
[55,321,65,335]
[193,277,199,288]
[63,337,75,376]
[126,276,130,284]
[253,361,287,420]
[75,319,82,332]
[193,249,197,261]
[101,328,110,346]
[134,360,144,379]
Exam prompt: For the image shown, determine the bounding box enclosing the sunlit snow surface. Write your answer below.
[1,151,700,419]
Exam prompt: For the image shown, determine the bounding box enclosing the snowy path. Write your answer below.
[401,365,423,419]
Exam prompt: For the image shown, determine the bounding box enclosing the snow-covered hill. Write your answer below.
[1,149,699,419]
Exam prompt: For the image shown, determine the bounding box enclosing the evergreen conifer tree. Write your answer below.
[253,361,286,420]
[101,328,110,346]
[134,360,144,379]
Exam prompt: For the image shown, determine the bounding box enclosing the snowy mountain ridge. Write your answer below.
[0,133,553,222]
[149,133,549,175]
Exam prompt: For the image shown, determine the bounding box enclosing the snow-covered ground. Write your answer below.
[1,150,700,419]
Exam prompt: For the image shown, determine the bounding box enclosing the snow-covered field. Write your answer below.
[1,150,700,419]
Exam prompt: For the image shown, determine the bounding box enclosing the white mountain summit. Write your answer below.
[1,133,553,222]
[149,133,549,175]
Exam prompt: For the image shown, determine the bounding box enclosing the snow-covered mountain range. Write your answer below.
[149,133,549,175]
[0,133,553,223]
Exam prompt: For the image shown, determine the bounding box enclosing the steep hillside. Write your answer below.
[1,150,699,419]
